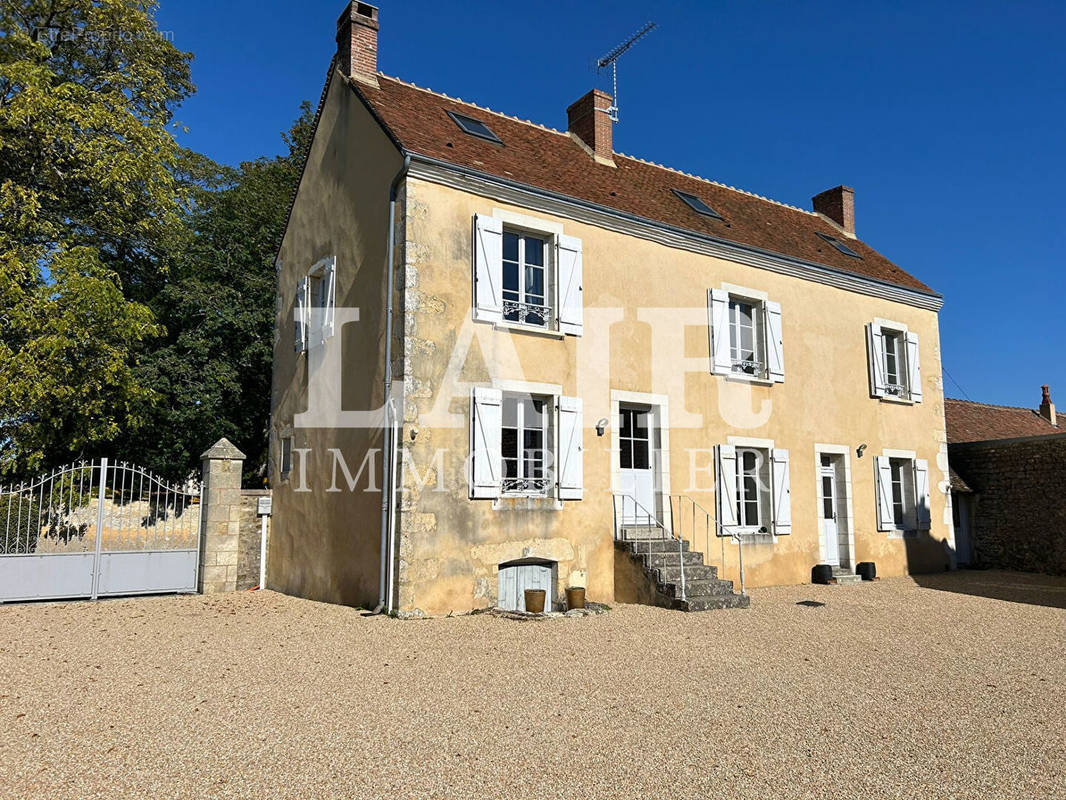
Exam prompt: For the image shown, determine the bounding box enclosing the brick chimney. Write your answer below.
[567,89,615,166]
[812,185,855,237]
[1039,384,1057,426]
[336,2,379,87]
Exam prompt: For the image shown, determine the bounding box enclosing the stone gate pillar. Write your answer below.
[199,438,246,594]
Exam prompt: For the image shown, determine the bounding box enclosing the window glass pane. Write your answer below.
[632,440,650,470]
[523,397,543,427]
[633,411,649,440]
[822,476,834,518]
[503,261,519,293]
[502,397,517,427]
[820,454,832,468]
[503,231,519,262]
[524,236,544,266]
[619,410,632,439]
[525,266,544,299]
[502,427,518,458]
[619,440,633,470]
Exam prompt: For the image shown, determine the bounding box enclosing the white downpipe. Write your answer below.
[378,155,410,614]
[258,514,268,590]
[385,399,400,615]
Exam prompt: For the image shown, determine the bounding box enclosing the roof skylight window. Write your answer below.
[816,232,862,258]
[446,111,502,144]
[672,189,722,220]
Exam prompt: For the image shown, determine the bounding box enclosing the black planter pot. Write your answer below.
[856,562,877,581]
[811,564,834,585]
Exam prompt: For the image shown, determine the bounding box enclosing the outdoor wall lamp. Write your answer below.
[857,443,867,458]
[595,417,609,437]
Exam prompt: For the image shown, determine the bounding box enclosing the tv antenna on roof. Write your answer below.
[595,21,657,122]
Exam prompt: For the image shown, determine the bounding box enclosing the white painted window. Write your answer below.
[709,288,784,382]
[715,443,791,537]
[729,299,761,376]
[867,321,921,402]
[472,213,582,336]
[875,455,931,534]
[295,256,336,353]
[502,231,549,328]
[502,393,549,495]
[469,388,583,500]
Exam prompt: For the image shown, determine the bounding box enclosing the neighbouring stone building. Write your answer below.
[267,3,957,616]
[946,386,1066,574]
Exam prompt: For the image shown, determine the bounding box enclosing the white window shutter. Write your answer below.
[708,289,732,374]
[294,276,308,353]
[874,456,894,531]
[867,322,887,398]
[322,256,337,342]
[771,448,792,535]
[473,214,503,323]
[557,396,583,500]
[914,458,931,530]
[556,234,583,336]
[765,300,785,383]
[905,332,923,403]
[470,387,502,499]
[714,444,739,532]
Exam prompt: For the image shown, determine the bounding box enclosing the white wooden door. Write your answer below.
[619,406,656,524]
[498,562,553,612]
[820,466,840,566]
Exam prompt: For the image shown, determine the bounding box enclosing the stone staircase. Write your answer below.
[616,525,749,611]
[832,566,863,586]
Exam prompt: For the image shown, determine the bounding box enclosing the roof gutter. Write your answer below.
[404,152,944,311]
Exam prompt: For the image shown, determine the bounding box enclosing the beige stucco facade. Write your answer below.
[394,179,953,616]
[268,72,401,607]
[270,71,954,616]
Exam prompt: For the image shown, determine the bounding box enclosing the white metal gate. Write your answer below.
[0,459,201,602]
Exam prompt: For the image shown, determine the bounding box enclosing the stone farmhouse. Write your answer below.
[946,386,1065,574]
[267,3,957,616]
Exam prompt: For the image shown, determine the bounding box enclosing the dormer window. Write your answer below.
[446,111,502,144]
[672,189,723,220]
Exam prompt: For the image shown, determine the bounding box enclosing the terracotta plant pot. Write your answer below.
[565,586,586,609]
[523,588,546,614]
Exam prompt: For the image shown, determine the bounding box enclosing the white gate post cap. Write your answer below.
[200,438,246,462]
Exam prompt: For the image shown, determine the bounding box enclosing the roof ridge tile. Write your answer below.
[946,397,1048,415]
[377,73,570,138]
[615,152,816,216]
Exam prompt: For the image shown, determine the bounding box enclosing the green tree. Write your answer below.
[117,104,314,481]
[0,0,194,476]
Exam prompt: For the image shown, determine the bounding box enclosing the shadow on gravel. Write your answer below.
[912,570,1066,610]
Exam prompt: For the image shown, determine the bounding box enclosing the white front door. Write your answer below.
[820,464,840,566]
[619,405,656,524]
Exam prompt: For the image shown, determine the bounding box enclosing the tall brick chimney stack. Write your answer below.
[1039,384,1057,426]
[812,185,855,237]
[337,2,379,87]
[567,90,615,166]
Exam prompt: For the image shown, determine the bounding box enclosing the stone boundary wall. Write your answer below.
[950,435,1066,575]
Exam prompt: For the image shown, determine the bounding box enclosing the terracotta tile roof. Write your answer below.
[949,466,972,493]
[353,75,936,295]
[945,397,1063,444]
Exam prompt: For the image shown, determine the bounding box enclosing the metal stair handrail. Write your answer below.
[612,493,686,602]
[666,494,746,596]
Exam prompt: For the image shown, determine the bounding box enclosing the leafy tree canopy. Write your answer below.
[0,0,191,475]
[118,104,314,482]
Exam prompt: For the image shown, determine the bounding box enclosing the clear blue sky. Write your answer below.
[157,0,1065,410]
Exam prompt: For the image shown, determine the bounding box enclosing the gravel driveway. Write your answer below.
[1,571,1064,799]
